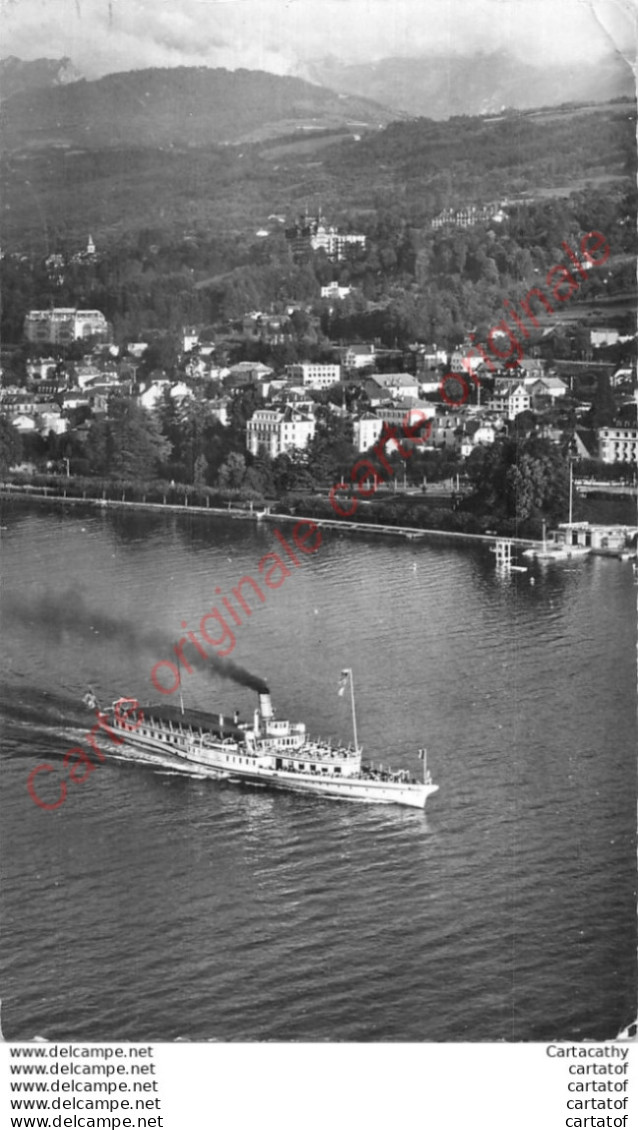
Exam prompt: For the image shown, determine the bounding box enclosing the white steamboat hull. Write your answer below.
[114,731,436,809]
[230,766,437,808]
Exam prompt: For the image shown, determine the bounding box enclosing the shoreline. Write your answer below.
[0,482,541,548]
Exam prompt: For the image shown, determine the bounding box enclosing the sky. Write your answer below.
[1,0,636,78]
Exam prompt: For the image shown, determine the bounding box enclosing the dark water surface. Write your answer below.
[1,500,635,1041]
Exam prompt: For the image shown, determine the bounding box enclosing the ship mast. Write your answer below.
[176,653,184,715]
[344,668,360,752]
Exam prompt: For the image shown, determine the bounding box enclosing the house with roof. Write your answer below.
[487,382,531,420]
[371,373,420,400]
[287,362,342,390]
[431,413,466,449]
[529,376,568,405]
[598,425,638,464]
[138,380,171,411]
[321,283,353,300]
[62,390,90,411]
[590,329,621,348]
[459,419,497,458]
[379,398,435,430]
[360,378,393,409]
[353,413,384,453]
[39,408,68,436]
[10,413,38,434]
[516,358,545,383]
[246,406,316,458]
[341,344,376,371]
[450,350,482,376]
[26,357,58,383]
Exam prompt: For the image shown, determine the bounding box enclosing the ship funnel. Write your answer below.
[259,692,273,720]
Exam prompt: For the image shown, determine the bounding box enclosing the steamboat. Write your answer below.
[104,670,438,810]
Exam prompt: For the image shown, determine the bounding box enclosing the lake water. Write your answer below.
[1,499,635,1041]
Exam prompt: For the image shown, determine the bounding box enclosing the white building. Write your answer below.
[11,413,37,434]
[287,363,342,390]
[598,426,638,464]
[138,380,170,411]
[341,344,376,371]
[379,398,436,430]
[139,380,193,412]
[353,413,384,453]
[39,409,68,436]
[247,407,316,458]
[24,308,109,344]
[460,421,497,458]
[182,327,200,353]
[320,283,353,300]
[26,358,57,382]
[591,329,620,348]
[529,376,568,401]
[488,383,531,420]
[372,373,420,400]
[450,350,482,376]
[208,398,230,427]
[311,225,366,260]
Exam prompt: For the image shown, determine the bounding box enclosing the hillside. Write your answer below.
[0,55,82,102]
[0,97,634,254]
[0,65,397,151]
[304,50,635,119]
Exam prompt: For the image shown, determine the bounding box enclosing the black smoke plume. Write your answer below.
[2,589,269,695]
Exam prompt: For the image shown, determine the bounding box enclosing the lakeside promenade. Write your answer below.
[0,481,542,548]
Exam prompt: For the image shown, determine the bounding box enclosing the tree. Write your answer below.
[193,453,209,490]
[305,410,356,485]
[0,417,23,473]
[217,451,246,489]
[88,399,171,479]
[467,434,569,525]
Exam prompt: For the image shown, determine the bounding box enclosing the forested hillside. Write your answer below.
[0,66,395,150]
[1,90,635,351]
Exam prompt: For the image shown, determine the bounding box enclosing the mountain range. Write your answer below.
[0,66,396,151]
[0,50,634,155]
[303,50,635,119]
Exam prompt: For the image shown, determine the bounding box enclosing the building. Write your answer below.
[339,344,376,372]
[39,408,68,436]
[10,413,38,434]
[414,347,447,375]
[287,363,341,390]
[488,382,531,420]
[431,202,506,230]
[379,398,436,430]
[182,327,200,353]
[449,350,482,376]
[459,420,497,458]
[247,407,316,458]
[312,225,366,260]
[372,373,420,400]
[227,362,273,384]
[320,283,353,300]
[24,308,109,345]
[208,398,231,427]
[590,329,621,348]
[353,413,384,453]
[529,376,568,406]
[26,357,58,383]
[138,380,171,411]
[598,426,638,464]
[285,213,366,261]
